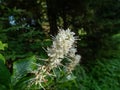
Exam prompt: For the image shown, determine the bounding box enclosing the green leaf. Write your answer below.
[0,41,7,50]
[0,41,4,50]
[0,60,11,88]
[11,55,36,86]
[0,54,5,63]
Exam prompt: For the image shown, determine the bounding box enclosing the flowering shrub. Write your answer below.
[28,28,81,89]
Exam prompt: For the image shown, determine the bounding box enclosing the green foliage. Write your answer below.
[71,58,120,90]
[11,56,36,86]
[0,41,7,50]
[89,59,120,90]
[0,60,11,89]
[0,41,7,63]
[0,41,11,89]
[41,68,78,90]
[0,54,5,63]
[97,33,120,59]
[0,41,4,62]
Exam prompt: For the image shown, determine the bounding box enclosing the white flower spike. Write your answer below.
[28,28,81,89]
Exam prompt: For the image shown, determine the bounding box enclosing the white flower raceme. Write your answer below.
[28,28,81,89]
[47,28,76,68]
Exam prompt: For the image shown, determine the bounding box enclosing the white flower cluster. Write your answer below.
[47,28,78,68]
[29,28,81,89]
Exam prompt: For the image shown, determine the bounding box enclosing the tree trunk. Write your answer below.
[46,0,58,36]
